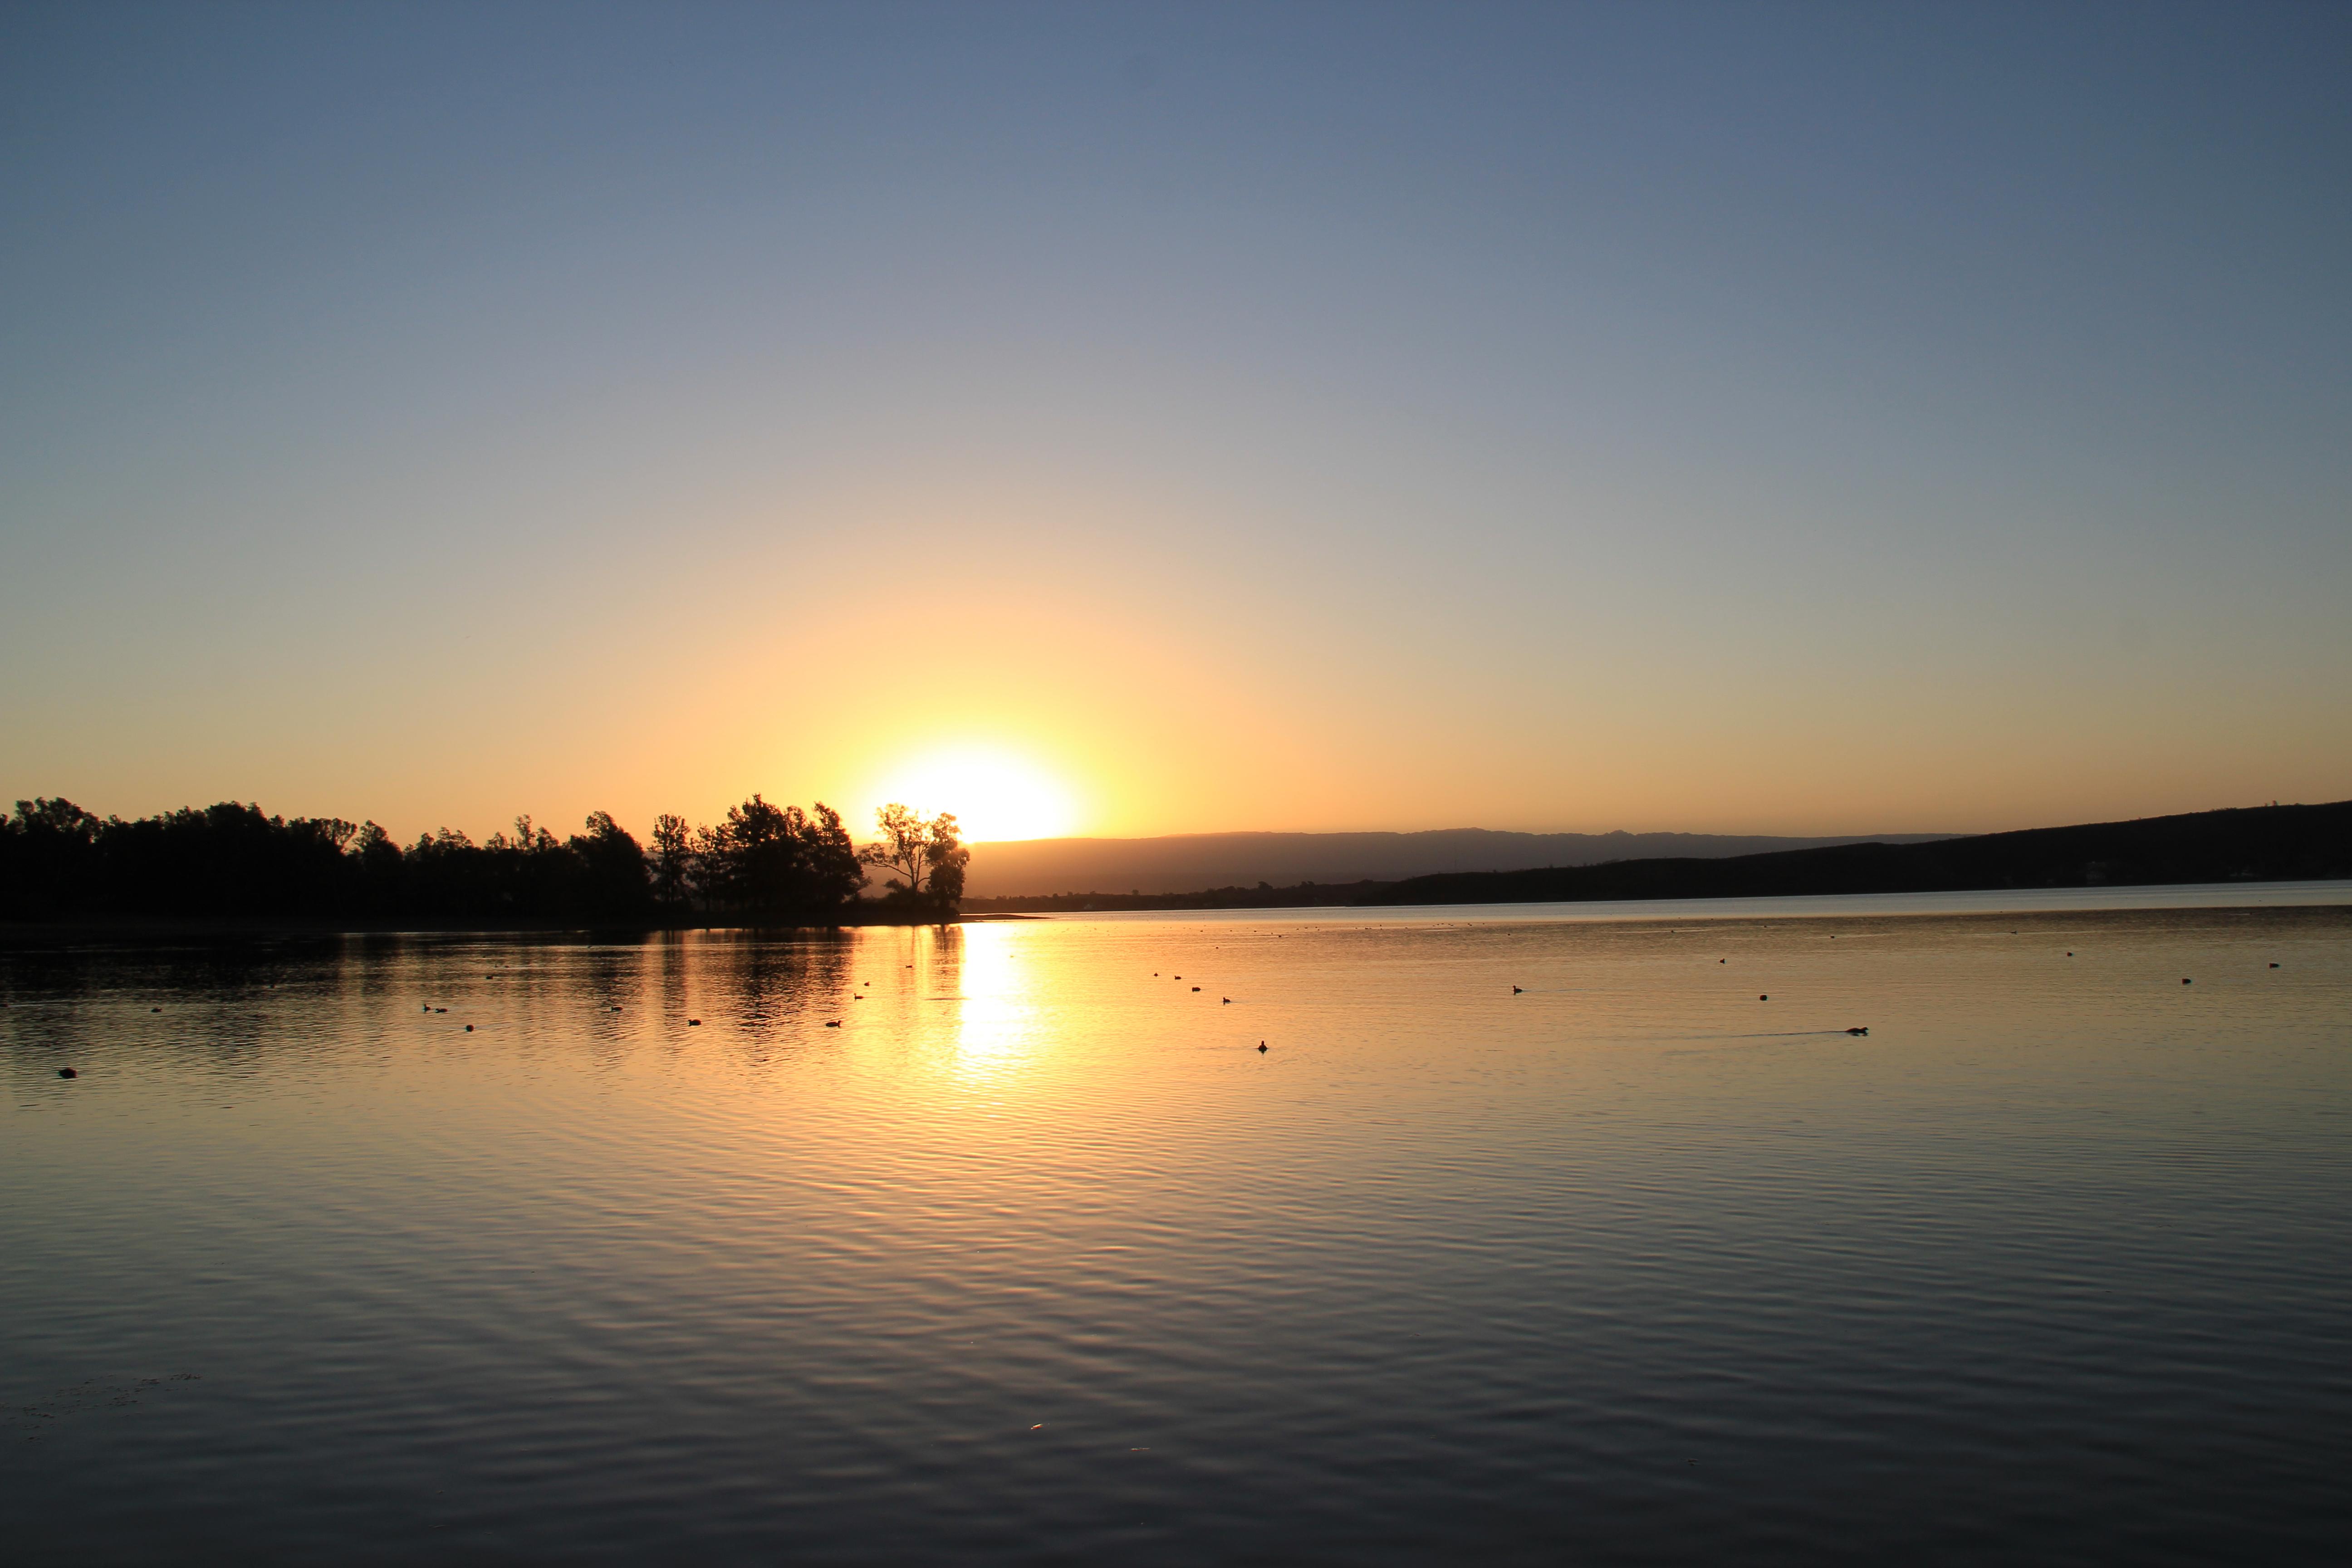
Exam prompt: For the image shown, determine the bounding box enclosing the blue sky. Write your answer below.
[5,2,2347,839]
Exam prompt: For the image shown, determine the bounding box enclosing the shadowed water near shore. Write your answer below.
[4,897,2348,1563]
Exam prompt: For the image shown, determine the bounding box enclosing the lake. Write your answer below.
[5,891,2349,1563]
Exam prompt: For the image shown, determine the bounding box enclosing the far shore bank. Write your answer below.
[968,800,2351,913]
[8,802,2344,947]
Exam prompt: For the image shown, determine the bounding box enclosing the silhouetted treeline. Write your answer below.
[0,795,881,926]
[1364,800,2352,907]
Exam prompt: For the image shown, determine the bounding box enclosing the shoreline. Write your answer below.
[1034,878,2352,927]
[5,880,2345,949]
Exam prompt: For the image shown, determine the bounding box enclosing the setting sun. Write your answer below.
[862,748,1079,843]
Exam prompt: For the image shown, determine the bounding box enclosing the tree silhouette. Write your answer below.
[568,811,652,918]
[692,795,870,920]
[803,804,866,910]
[925,814,970,906]
[0,793,910,925]
[648,813,693,908]
[717,795,807,917]
[861,805,967,910]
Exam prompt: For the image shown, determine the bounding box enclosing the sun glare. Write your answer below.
[865,749,1078,842]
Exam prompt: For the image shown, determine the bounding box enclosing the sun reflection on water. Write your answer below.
[947,921,1038,1086]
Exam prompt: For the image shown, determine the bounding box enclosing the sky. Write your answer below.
[4,1,2347,844]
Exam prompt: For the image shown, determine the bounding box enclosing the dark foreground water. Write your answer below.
[5,897,2349,1564]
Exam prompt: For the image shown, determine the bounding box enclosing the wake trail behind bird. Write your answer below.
[1678,1029,1873,1041]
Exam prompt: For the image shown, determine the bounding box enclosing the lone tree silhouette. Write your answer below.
[861,805,969,911]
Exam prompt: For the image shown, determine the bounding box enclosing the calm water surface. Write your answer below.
[5,899,2349,1563]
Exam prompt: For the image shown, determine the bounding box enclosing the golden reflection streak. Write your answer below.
[948,921,1038,1088]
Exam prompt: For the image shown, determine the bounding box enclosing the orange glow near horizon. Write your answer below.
[858,745,1082,843]
[8,10,2352,863]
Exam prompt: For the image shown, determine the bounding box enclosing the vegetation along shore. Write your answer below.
[0,796,968,935]
[5,796,2343,941]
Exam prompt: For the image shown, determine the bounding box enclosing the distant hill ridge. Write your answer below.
[1365,799,2352,908]
[962,826,1956,899]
